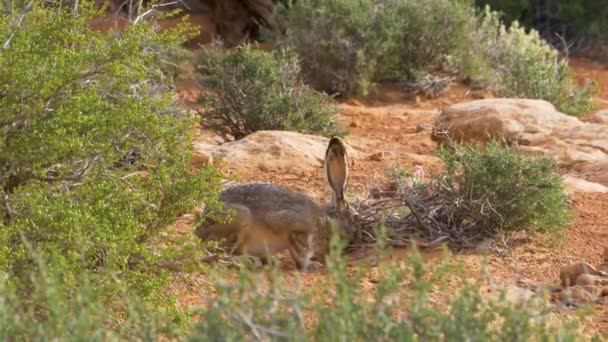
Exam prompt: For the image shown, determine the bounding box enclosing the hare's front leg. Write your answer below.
[288,233,322,271]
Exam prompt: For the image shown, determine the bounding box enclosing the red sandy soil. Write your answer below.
[94,12,608,333]
[168,56,608,333]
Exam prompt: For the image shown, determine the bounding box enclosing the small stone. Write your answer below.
[471,90,488,99]
[258,163,270,172]
[367,152,385,161]
[192,151,213,166]
[501,285,537,305]
[344,99,364,106]
[555,286,599,306]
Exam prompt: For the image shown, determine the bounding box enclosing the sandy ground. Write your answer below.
[94,10,608,333]
[167,55,608,333]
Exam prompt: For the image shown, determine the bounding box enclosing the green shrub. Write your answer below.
[190,237,585,340]
[380,0,476,81]
[271,1,595,113]
[0,263,179,340]
[471,7,595,115]
[270,0,391,96]
[475,0,608,48]
[271,0,476,97]
[197,45,343,141]
[0,3,221,294]
[436,141,569,235]
[4,238,588,340]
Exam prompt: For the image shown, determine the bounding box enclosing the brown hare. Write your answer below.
[196,137,359,270]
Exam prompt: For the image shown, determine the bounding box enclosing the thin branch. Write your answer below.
[2,0,34,50]
[133,1,180,24]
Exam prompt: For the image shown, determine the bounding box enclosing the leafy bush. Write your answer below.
[190,237,585,340]
[0,3,221,294]
[0,262,180,340]
[475,0,608,48]
[471,8,595,115]
[269,0,391,96]
[197,45,343,141]
[271,0,475,97]
[270,1,594,114]
[380,0,476,81]
[2,238,588,340]
[436,141,569,235]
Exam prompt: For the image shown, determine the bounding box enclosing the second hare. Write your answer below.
[196,137,359,271]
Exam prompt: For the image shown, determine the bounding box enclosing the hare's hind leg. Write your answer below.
[197,204,253,251]
[264,209,315,234]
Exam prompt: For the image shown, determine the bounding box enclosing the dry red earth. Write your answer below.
[104,11,608,333]
[167,57,608,334]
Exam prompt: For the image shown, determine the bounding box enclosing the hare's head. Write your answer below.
[323,137,359,242]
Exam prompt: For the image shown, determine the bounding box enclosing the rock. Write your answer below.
[516,278,544,290]
[599,247,608,272]
[563,175,608,194]
[588,109,608,124]
[344,99,364,107]
[193,131,360,174]
[433,99,576,143]
[367,152,385,161]
[575,274,608,287]
[490,285,542,306]
[191,149,214,166]
[433,99,608,186]
[570,161,608,185]
[554,286,600,306]
[559,262,606,287]
[502,285,537,304]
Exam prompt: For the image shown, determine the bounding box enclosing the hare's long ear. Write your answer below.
[325,137,349,206]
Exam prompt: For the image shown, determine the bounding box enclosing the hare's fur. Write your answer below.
[196,138,358,270]
[559,262,607,287]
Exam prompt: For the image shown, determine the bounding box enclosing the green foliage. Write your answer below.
[475,0,608,46]
[190,236,584,340]
[197,45,343,141]
[270,0,392,96]
[380,0,476,81]
[437,141,569,235]
[471,8,595,115]
[270,1,594,114]
[271,0,475,96]
[0,261,181,341]
[0,2,221,295]
[0,236,589,340]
